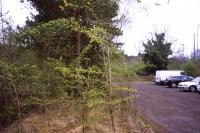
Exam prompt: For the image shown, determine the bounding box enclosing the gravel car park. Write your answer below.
[135,82,200,133]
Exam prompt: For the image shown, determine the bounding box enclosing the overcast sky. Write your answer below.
[2,0,200,57]
[119,0,200,57]
[2,0,35,26]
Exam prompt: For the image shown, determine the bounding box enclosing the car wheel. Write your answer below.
[171,83,177,88]
[180,87,184,92]
[189,86,197,92]
[168,83,171,88]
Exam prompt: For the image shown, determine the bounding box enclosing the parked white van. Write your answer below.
[154,70,186,85]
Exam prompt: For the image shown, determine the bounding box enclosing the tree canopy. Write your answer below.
[19,0,122,66]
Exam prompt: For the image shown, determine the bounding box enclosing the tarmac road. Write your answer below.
[134,82,200,133]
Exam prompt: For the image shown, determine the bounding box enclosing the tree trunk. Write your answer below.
[74,31,81,57]
[74,8,81,57]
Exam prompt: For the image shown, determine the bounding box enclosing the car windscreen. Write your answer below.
[192,77,200,82]
[180,72,187,75]
[182,76,193,80]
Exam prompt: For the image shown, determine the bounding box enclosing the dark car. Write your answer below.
[166,75,193,88]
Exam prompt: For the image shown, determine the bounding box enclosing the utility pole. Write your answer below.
[0,0,4,44]
[181,44,184,58]
[0,0,2,29]
[181,44,184,69]
[194,33,196,59]
[197,24,199,50]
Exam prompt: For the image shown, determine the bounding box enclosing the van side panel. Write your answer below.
[155,70,184,85]
[155,71,161,83]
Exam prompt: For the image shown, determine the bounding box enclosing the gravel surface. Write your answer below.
[134,82,200,133]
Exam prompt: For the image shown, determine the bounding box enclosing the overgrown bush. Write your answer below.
[129,61,148,76]
[183,61,198,77]
[0,50,107,127]
[112,55,153,80]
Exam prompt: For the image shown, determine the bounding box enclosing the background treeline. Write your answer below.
[119,32,200,77]
[118,54,200,78]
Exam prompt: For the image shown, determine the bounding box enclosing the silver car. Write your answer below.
[178,77,200,92]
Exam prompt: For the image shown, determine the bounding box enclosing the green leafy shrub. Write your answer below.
[0,51,107,126]
[129,61,146,76]
[183,61,198,77]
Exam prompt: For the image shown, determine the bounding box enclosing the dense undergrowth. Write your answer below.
[1,86,152,133]
[0,54,106,127]
[0,0,154,132]
[0,50,153,132]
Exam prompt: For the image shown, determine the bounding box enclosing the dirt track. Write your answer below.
[134,82,200,133]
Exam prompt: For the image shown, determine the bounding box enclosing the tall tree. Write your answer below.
[21,0,121,65]
[142,32,172,70]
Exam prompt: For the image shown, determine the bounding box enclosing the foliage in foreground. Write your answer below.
[0,51,107,126]
[0,1,153,132]
[1,94,152,133]
[0,0,119,126]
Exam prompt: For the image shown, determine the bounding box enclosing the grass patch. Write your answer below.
[1,90,153,133]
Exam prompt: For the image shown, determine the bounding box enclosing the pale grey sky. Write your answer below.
[2,0,200,57]
[119,0,200,57]
[2,0,36,26]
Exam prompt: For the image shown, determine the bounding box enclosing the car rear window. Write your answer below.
[180,72,186,75]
